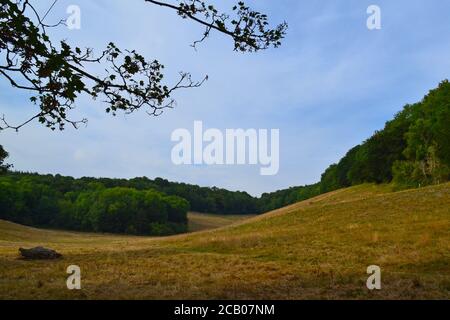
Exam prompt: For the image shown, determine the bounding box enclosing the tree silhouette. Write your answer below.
[0,145,12,173]
[0,0,287,131]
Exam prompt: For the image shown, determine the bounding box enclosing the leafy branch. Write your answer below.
[0,0,287,131]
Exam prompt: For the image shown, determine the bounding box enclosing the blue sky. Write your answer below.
[1,0,450,196]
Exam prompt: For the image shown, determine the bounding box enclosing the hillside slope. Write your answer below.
[187,212,256,232]
[0,183,449,299]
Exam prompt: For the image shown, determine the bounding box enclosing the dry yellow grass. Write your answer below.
[187,212,255,232]
[0,183,449,300]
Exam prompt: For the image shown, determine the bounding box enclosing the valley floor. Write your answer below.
[0,183,449,299]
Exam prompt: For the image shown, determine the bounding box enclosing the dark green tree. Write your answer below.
[320,80,449,189]
[320,164,340,193]
[0,145,12,173]
[397,80,450,185]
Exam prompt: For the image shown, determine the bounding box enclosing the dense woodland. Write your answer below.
[320,80,450,193]
[0,81,448,235]
[0,174,190,235]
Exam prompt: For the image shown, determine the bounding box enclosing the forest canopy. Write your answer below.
[0,174,190,235]
[320,80,450,192]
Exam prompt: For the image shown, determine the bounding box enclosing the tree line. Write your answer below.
[231,80,449,210]
[0,174,189,236]
[0,80,448,233]
[320,80,449,192]
[0,173,260,214]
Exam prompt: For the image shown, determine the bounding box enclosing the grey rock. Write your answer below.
[19,246,62,260]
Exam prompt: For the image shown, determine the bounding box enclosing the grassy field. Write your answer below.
[0,183,449,299]
[188,212,255,232]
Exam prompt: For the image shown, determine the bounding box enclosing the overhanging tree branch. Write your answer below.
[0,0,287,131]
[146,0,288,51]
